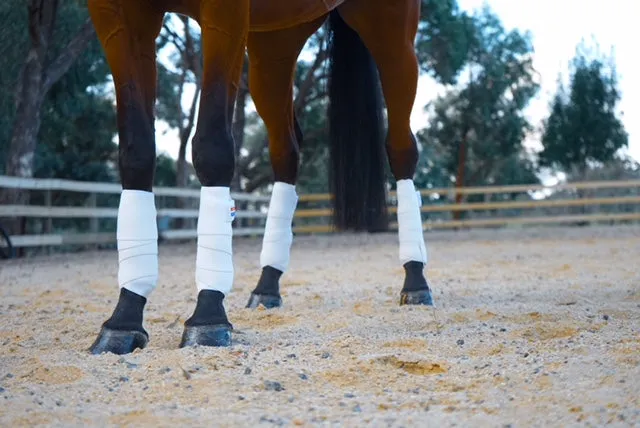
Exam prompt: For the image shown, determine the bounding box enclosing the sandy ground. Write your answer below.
[0,225,638,427]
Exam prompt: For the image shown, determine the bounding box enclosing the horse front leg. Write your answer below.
[178,0,250,348]
[87,0,164,354]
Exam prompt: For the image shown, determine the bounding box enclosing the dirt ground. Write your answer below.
[0,225,638,427]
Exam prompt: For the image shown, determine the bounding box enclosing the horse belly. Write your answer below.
[249,0,346,31]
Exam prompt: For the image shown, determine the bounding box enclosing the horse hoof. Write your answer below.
[88,327,148,355]
[400,289,435,306]
[246,293,282,309]
[179,324,232,348]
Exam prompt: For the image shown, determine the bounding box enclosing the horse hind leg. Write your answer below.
[244,17,325,309]
[87,0,164,355]
[178,0,250,348]
[338,0,434,306]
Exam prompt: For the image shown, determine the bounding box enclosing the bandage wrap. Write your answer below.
[117,190,158,298]
[260,182,298,272]
[396,179,427,264]
[196,187,235,295]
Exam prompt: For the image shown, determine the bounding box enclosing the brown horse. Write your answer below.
[88,0,433,355]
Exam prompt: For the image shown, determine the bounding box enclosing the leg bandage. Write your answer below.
[117,190,158,298]
[260,182,298,272]
[196,187,235,295]
[396,179,427,265]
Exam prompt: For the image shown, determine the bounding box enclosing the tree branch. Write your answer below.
[42,18,95,95]
[294,41,329,112]
[161,18,187,54]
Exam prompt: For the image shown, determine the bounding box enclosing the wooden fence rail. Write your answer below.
[1,175,640,250]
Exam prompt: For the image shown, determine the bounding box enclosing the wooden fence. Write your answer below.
[1,175,640,250]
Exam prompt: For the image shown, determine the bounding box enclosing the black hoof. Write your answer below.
[179,324,232,348]
[247,266,283,309]
[400,289,435,306]
[89,327,148,355]
[246,293,282,309]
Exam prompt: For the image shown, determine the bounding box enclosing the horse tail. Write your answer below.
[327,9,389,232]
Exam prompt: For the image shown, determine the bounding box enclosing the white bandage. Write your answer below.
[260,182,298,272]
[196,187,235,295]
[117,190,158,298]
[396,179,427,264]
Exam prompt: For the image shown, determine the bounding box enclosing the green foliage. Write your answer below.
[35,2,117,182]
[0,1,28,172]
[539,42,628,172]
[417,0,475,84]
[417,5,540,190]
[0,0,119,182]
[36,93,117,182]
[154,153,178,187]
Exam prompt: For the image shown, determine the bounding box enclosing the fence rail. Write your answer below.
[2,175,640,250]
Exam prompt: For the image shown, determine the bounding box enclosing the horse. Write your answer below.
[87,0,433,355]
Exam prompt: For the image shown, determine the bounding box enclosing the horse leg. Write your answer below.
[87,0,164,354]
[339,0,434,305]
[244,17,325,309]
[179,0,250,348]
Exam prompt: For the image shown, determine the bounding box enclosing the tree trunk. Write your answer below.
[172,16,203,230]
[175,137,189,230]
[453,130,468,222]
[0,1,94,238]
[231,81,248,192]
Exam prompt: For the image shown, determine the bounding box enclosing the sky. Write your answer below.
[412,0,638,161]
[157,0,638,164]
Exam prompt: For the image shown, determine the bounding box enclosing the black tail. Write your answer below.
[327,9,389,232]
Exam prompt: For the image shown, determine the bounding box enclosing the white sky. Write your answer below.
[157,0,638,163]
[412,0,638,161]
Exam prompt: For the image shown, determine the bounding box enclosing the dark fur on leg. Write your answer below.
[117,83,156,191]
[180,290,232,348]
[89,288,149,355]
[191,84,236,187]
[399,261,434,306]
[246,266,283,309]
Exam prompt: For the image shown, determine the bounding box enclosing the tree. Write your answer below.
[0,0,97,235]
[416,5,540,218]
[416,0,475,84]
[156,15,203,189]
[34,9,117,184]
[539,41,628,174]
[2,0,95,184]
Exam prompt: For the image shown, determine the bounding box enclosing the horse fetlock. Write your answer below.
[260,183,297,271]
[117,190,158,298]
[196,187,235,295]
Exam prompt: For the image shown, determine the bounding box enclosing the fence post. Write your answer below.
[44,189,53,234]
[88,192,98,249]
